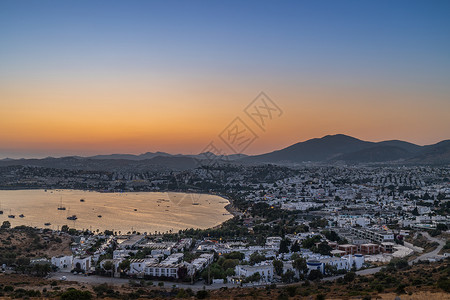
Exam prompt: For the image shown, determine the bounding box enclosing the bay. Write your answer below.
[0,189,232,233]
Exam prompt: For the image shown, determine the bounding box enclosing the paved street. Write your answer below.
[48,271,240,291]
[410,232,446,265]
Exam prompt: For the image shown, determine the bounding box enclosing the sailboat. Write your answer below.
[66,206,77,220]
[57,196,66,210]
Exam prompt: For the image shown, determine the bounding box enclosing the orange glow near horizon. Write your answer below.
[1,77,449,158]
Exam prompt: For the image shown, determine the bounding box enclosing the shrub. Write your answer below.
[196,290,209,299]
[344,271,356,283]
[60,289,92,300]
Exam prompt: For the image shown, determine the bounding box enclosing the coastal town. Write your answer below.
[0,163,449,298]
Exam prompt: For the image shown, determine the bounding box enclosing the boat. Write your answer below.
[80,199,85,202]
[57,197,66,210]
[19,214,25,218]
[134,209,137,211]
[192,203,199,205]
[8,215,15,218]
[44,222,51,226]
[0,210,3,215]
[67,215,77,220]
[97,215,102,218]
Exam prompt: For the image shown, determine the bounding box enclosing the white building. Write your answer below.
[73,256,92,272]
[145,263,184,279]
[51,255,73,270]
[235,262,274,282]
[265,237,282,249]
[190,253,214,273]
[307,254,364,274]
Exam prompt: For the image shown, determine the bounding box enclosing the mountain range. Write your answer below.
[241,134,450,164]
[1,134,449,171]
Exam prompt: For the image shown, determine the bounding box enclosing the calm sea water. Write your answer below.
[0,190,232,233]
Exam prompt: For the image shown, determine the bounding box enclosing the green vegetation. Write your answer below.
[60,289,92,300]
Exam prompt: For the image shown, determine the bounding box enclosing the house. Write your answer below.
[128,258,158,276]
[265,237,282,249]
[190,253,214,273]
[381,242,395,253]
[235,262,274,282]
[307,254,364,274]
[145,263,185,279]
[51,255,73,269]
[360,243,380,255]
[351,228,394,243]
[73,256,92,272]
[338,244,358,255]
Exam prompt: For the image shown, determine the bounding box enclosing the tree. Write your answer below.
[68,228,78,235]
[281,270,295,283]
[308,269,323,281]
[293,257,307,274]
[324,264,338,276]
[436,223,448,231]
[201,263,225,283]
[221,259,238,270]
[32,263,52,277]
[291,253,300,261]
[196,290,209,299]
[177,266,188,280]
[225,268,235,277]
[344,271,356,283]
[16,257,30,273]
[1,221,11,229]
[279,238,291,253]
[245,272,261,283]
[302,235,321,249]
[118,259,130,273]
[103,261,114,276]
[104,230,114,236]
[273,259,284,276]
[314,242,332,256]
[61,225,69,232]
[291,241,300,253]
[310,218,328,228]
[323,230,340,242]
[249,252,265,265]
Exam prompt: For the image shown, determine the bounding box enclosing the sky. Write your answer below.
[1,0,449,158]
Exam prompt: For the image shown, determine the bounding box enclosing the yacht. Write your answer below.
[67,215,77,221]
[57,197,66,210]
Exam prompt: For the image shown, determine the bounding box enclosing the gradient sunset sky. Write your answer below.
[1,0,449,158]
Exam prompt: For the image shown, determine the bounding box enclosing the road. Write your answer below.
[48,272,238,291]
[409,231,446,265]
